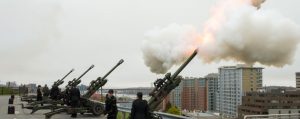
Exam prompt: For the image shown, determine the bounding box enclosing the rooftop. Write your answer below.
[219,64,264,69]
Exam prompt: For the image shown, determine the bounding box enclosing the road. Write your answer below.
[0,95,106,119]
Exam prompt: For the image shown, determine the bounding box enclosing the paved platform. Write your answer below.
[0,96,106,119]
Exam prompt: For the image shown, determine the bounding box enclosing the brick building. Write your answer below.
[169,74,218,112]
[238,90,300,118]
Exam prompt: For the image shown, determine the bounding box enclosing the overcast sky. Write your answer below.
[0,0,299,88]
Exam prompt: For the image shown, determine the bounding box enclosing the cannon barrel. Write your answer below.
[60,69,74,82]
[102,59,124,80]
[44,60,124,119]
[147,49,198,113]
[65,65,94,88]
[170,50,197,80]
[76,65,94,81]
[82,59,124,98]
[53,69,75,87]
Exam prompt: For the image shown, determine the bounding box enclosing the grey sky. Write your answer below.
[0,0,299,88]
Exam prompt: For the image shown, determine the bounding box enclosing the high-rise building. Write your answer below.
[296,72,300,89]
[169,82,182,109]
[216,64,263,118]
[169,77,207,111]
[26,83,37,93]
[206,73,218,112]
[169,74,219,112]
[181,77,207,111]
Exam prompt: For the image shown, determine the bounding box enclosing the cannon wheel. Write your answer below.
[91,103,103,116]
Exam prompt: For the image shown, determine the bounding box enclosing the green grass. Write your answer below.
[0,87,19,95]
[117,111,130,119]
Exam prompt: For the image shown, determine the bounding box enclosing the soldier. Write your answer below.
[42,84,50,98]
[50,85,60,100]
[130,92,150,119]
[69,85,80,118]
[24,85,28,95]
[105,89,118,119]
[36,85,43,106]
[64,87,71,106]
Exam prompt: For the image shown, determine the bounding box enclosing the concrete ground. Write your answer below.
[0,95,106,119]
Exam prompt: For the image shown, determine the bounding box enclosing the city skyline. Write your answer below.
[0,0,299,88]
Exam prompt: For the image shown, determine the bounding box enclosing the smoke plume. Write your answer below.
[142,0,300,74]
[142,24,200,73]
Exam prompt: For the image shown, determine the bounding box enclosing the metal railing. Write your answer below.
[244,113,300,119]
[154,111,190,119]
[117,106,190,119]
[117,106,131,119]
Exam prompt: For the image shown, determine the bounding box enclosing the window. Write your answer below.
[199,79,206,86]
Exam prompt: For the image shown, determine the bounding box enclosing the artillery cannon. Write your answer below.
[59,65,94,99]
[44,59,124,119]
[20,69,74,103]
[66,65,94,89]
[147,50,197,118]
[52,69,74,87]
[26,65,94,113]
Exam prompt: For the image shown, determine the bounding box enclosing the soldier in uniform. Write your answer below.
[36,85,43,106]
[42,84,50,98]
[24,85,28,95]
[69,85,80,118]
[50,85,60,101]
[105,89,117,119]
[64,87,71,106]
[130,92,150,119]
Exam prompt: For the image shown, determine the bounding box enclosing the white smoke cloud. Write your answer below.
[142,0,300,74]
[200,7,300,66]
[142,24,200,74]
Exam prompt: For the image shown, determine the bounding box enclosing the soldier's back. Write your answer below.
[131,99,150,119]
